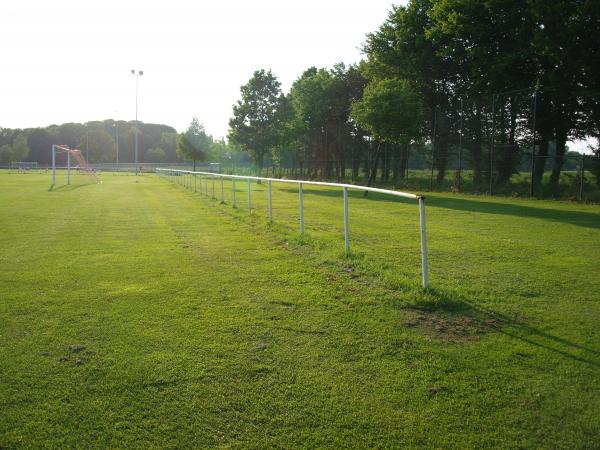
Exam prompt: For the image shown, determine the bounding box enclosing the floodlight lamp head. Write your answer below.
[131,69,135,75]
[139,70,144,76]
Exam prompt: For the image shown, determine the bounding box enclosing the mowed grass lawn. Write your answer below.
[1,171,600,448]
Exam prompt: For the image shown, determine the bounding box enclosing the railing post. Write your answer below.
[299,182,304,234]
[211,175,215,199]
[247,177,251,210]
[194,173,197,192]
[268,180,273,222]
[343,187,349,254]
[418,197,429,289]
[220,176,225,203]
[232,177,237,208]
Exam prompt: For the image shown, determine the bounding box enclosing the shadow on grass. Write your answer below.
[277,186,600,230]
[48,183,92,192]
[408,287,600,367]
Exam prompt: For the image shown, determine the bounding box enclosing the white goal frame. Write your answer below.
[157,168,430,288]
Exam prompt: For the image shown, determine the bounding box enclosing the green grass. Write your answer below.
[1,170,600,448]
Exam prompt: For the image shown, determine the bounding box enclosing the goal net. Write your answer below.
[51,144,100,185]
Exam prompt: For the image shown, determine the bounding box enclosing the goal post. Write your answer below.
[51,144,99,186]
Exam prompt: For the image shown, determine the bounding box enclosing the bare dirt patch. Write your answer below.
[404,311,499,343]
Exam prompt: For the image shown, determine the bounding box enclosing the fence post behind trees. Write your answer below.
[490,94,496,195]
[579,153,585,201]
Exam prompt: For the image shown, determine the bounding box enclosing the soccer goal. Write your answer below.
[51,144,100,185]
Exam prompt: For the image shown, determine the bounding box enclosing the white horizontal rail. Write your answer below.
[159,168,420,200]
[156,168,429,288]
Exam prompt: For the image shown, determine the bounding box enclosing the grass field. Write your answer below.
[1,171,600,448]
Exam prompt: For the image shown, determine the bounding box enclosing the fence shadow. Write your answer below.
[48,183,91,192]
[407,288,600,368]
[426,195,600,230]
[277,186,600,230]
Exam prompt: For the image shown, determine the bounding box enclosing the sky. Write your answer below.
[0,0,397,138]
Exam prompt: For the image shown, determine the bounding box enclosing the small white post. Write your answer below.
[232,177,237,208]
[220,177,225,203]
[205,174,208,195]
[419,197,430,289]
[268,180,272,222]
[51,145,56,185]
[343,187,349,254]
[299,182,304,234]
[67,150,71,185]
[247,177,251,210]
[194,173,197,192]
[211,175,215,199]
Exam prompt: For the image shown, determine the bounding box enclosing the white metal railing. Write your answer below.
[156,168,430,288]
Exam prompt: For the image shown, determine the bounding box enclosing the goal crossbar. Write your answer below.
[51,144,100,185]
[157,168,430,288]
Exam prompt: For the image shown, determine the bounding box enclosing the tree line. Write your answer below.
[0,120,179,165]
[222,0,600,193]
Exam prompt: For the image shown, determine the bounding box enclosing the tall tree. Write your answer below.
[176,118,212,170]
[352,78,424,187]
[229,69,283,176]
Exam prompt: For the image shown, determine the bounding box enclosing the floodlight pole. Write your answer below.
[114,122,119,168]
[86,125,89,162]
[131,69,144,176]
[51,145,56,185]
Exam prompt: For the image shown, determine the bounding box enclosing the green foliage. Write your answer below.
[351,78,423,144]
[78,129,115,163]
[176,118,212,167]
[229,70,283,174]
[144,148,167,163]
[0,134,30,163]
[1,120,178,165]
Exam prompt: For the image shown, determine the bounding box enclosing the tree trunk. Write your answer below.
[364,141,381,197]
[497,96,519,184]
[532,134,550,194]
[393,143,401,183]
[471,103,483,185]
[549,129,568,195]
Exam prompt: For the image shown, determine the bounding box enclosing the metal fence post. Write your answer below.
[579,153,585,201]
[418,197,429,289]
[220,177,225,203]
[247,177,251,210]
[232,177,237,207]
[211,175,215,199]
[268,180,273,222]
[343,187,349,253]
[51,145,56,185]
[194,173,197,192]
[299,182,304,234]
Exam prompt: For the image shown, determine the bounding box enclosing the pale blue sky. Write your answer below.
[0,0,397,138]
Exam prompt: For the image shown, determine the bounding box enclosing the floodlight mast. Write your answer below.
[131,69,144,175]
